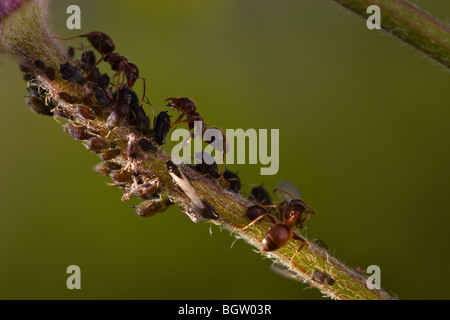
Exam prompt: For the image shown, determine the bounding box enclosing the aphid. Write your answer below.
[223,169,241,192]
[166,160,218,221]
[110,169,133,184]
[76,105,95,120]
[33,60,55,80]
[133,198,173,218]
[107,86,132,129]
[86,136,114,152]
[86,67,102,84]
[93,162,111,176]
[312,239,329,251]
[250,185,272,205]
[311,270,335,286]
[60,62,86,85]
[138,138,156,153]
[33,60,46,72]
[100,149,121,161]
[153,111,171,145]
[58,92,79,104]
[102,161,122,171]
[67,46,75,59]
[95,88,109,108]
[193,152,220,179]
[129,182,160,200]
[66,125,94,141]
[25,96,52,116]
[129,91,150,134]
[81,50,96,73]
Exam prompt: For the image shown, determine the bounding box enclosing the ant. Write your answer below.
[238,188,317,268]
[58,31,146,102]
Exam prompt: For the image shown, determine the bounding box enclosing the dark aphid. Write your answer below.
[53,106,71,119]
[33,60,46,72]
[129,91,150,133]
[93,162,111,176]
[131,183,159,199]
[107,86,132,129]
[81,50,96,73]
[45,67,55,81]
[60,62,86,85]
[110,170,133,184]
[58,92,79,104]
[312,239,329,251]
[86,136,113,152]
[103,161,122,171]
[98,73,110,88]
[246,205,266,221]
[311,270,335,286]
[193,152,220,179]
[223,169,241,192]
[250,185,272,205]
[25,96,52,116]
[138,138,156,152]
[20,64,33,73]
[95,88,109,108]
[86,67,101,84]
[67,46,75,59]
[100,149,121,161]
[66,125,94,141]
[26,84,41,97]
[153,111,171,145]
[107,102,130,129]
[133,198,173,218]
[191,198,219,221]
[76,105,95,120]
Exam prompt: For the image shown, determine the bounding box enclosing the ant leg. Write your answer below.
[235,213,276,231]
[84,54,107,79]
[139,77,147,105]
[290,234,308,270]
[306,205,318,215]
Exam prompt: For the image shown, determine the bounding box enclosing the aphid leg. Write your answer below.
[290,234,308,270]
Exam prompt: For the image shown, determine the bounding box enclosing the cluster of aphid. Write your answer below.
[21,30,333,286]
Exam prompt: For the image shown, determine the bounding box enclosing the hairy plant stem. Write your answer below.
[331,0,450,68]
[0,0,396,300]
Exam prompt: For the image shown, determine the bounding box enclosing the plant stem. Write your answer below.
[330,0,450,68]
[0,0,395,300]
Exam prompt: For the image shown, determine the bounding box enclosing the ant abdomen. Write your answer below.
[261,224,292,252]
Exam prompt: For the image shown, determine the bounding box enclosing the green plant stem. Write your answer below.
[0,0,395,300]
[331,0,450,68]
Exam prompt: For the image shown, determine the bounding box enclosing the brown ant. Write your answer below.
[237,188,317,268]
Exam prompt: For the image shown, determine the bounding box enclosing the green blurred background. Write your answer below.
[1,0,450,300]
